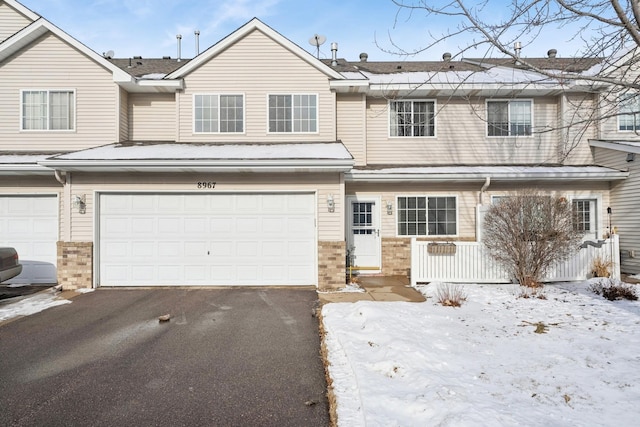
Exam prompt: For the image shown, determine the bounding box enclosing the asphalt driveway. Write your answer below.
[0,288,329,426]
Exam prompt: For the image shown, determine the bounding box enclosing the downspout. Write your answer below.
[54,169,66,185]
[479,176,491,205]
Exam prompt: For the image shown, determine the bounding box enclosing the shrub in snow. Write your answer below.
[589,279,638,301]
[482,189,582,287]
[436,283,467,307]
[590,255,614,278]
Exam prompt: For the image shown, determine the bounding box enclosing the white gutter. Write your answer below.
[345,170,629,182]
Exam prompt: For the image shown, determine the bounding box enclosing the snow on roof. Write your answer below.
[347,165,627,181]
[590,139,640,153]
[140,73,167,80]
[51,142,353,161]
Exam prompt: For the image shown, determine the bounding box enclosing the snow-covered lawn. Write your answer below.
[322,280,640,427]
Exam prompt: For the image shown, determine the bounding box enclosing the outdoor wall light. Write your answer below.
[327,194,335,213]
[386,200,393,215]
[627,152,636,162]
[73,194,86,214]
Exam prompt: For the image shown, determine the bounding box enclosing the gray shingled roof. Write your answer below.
[108,58,189,78]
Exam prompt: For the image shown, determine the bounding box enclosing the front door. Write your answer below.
[347,197,381,273]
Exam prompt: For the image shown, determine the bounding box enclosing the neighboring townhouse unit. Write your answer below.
[0,0,636,290]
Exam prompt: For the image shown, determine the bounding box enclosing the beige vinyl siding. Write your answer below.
[0,33,117,151]
[337,93,366,165]
[119,88,128,141]
[559,93,598,164]
[128,93,175,141]
[177,30,335,143]
[366,96,565,165]
[0,3,32,42]
[347,181,611,243]
[594,147,640,274]
[68,172,343,241]
[347,183,479,240]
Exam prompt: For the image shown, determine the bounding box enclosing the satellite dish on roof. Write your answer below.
[308,34,326,58]
[104,50,115,59]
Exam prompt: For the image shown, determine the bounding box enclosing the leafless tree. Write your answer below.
[387,1,640,161]
[482,189,583,287]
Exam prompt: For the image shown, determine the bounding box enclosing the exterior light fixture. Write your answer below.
[327,194,335,213]
[73,194,86,214]
[627,152,636,162]
[386,200,393,215]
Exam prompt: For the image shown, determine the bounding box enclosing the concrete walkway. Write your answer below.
[318,276,426,303]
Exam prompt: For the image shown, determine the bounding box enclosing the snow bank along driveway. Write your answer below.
[322,281,640,427]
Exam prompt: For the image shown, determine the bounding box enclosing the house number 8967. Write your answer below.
[197,182,216,189]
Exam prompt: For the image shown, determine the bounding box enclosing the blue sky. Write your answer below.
[23,0,586,61]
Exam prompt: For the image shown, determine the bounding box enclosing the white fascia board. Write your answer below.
[590,139,640,154]
[0,164,54,175]
[0,18,135,84]
[329,79,370,93]
[135,79,184,91]
[345,170,628,182]
[3,0,40,21]
[38,159,355,173]
[166,18,344,80]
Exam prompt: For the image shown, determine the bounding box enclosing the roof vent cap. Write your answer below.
[359,52,368,62]
[547,48,557,58]
[442,52,452,61]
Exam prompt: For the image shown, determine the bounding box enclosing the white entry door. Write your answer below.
[347,197,381,272]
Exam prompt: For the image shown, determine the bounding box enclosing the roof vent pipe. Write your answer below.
[514,41,522,58]
[442,52,452,61]
[176,34,182,62]
[359,52,368,62]
[331,42,338,66]
[195,30,200,56]
[547,48,557,58]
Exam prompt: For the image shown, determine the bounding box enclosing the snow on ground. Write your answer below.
[0,289,70,322]
[322,280,640,427]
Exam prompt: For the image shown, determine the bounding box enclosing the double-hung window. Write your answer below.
[487,100,532,136]
[268,94,317,133]
[21,90,75,131]
[618,94,640,131]
[389,100,435,137]
[397,196,457,236]
[194,94,244,133]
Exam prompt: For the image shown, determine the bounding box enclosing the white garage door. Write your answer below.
[98,193,317,286]
[0,195,58,284]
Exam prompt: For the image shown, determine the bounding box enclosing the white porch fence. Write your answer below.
[411,234,620,286]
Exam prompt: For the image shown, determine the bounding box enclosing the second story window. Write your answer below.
[268,94,317,133]
[390,100,435,137]
[21,90,75,131]
[487,100,532,136]
[194,94,244,133]
[618,95,640,131]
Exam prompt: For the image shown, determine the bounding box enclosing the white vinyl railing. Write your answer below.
[411,235,620,286]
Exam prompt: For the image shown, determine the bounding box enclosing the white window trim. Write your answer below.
[617,94,640,132]
[395,194,459,238]
[388,99,437,138]
[192,93,245,134]
[20,89,76,132]
[569,193,603,240]
[266,93,320,134]
[485,98,534,138]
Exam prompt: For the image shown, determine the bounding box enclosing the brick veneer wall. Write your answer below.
[57,241,93,289]
[382,237,411,277]
[318,240,346,291]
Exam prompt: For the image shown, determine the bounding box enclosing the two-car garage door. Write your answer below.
[98,193,316,286]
